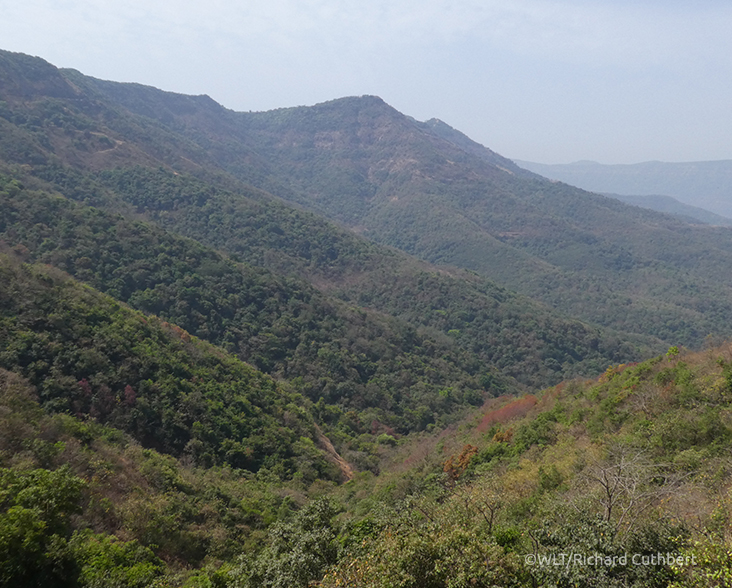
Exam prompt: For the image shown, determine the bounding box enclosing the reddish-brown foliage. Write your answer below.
[371,419,397,437]
[598,362,639,383]
[123,385,137,407]
[162,321,192,343]
[444,444,479,481]
[536,384,563,411]
[492,427,514,443]
[477,395,537,433]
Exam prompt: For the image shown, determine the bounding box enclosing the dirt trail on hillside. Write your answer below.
[315,425,354,481]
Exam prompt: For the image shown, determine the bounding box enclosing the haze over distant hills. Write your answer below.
[515,158,732,219]
[606,192,732,227]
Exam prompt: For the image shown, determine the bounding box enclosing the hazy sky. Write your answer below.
[2,0,731,164]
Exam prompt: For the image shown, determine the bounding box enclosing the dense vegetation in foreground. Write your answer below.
[5,337,732,586]
[315,345,732,588]
[0,367,323,587]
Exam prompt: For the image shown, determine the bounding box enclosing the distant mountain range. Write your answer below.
[515,158,732,219]
[606,193,732,227]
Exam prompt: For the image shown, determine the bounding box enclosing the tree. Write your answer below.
[578,446,685,535]
[229,498,339,588]
[0,467,84,587]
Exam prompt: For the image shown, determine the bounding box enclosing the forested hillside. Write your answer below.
[10,50,731,348]
[0,367,333,586]
[223,99,732,348]
[314,345,732,588]
[4,50,732,349]
[0,50,655,390]
[1,169,648,425]
[0,254,339,476]
[2,48,732,586]
[5,325,732,586]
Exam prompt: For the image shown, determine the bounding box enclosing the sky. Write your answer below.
[2,0,732,164]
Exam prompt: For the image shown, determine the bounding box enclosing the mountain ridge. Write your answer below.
[4,48,732,351]
[515,157,732,218]
[604,192,732,226]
